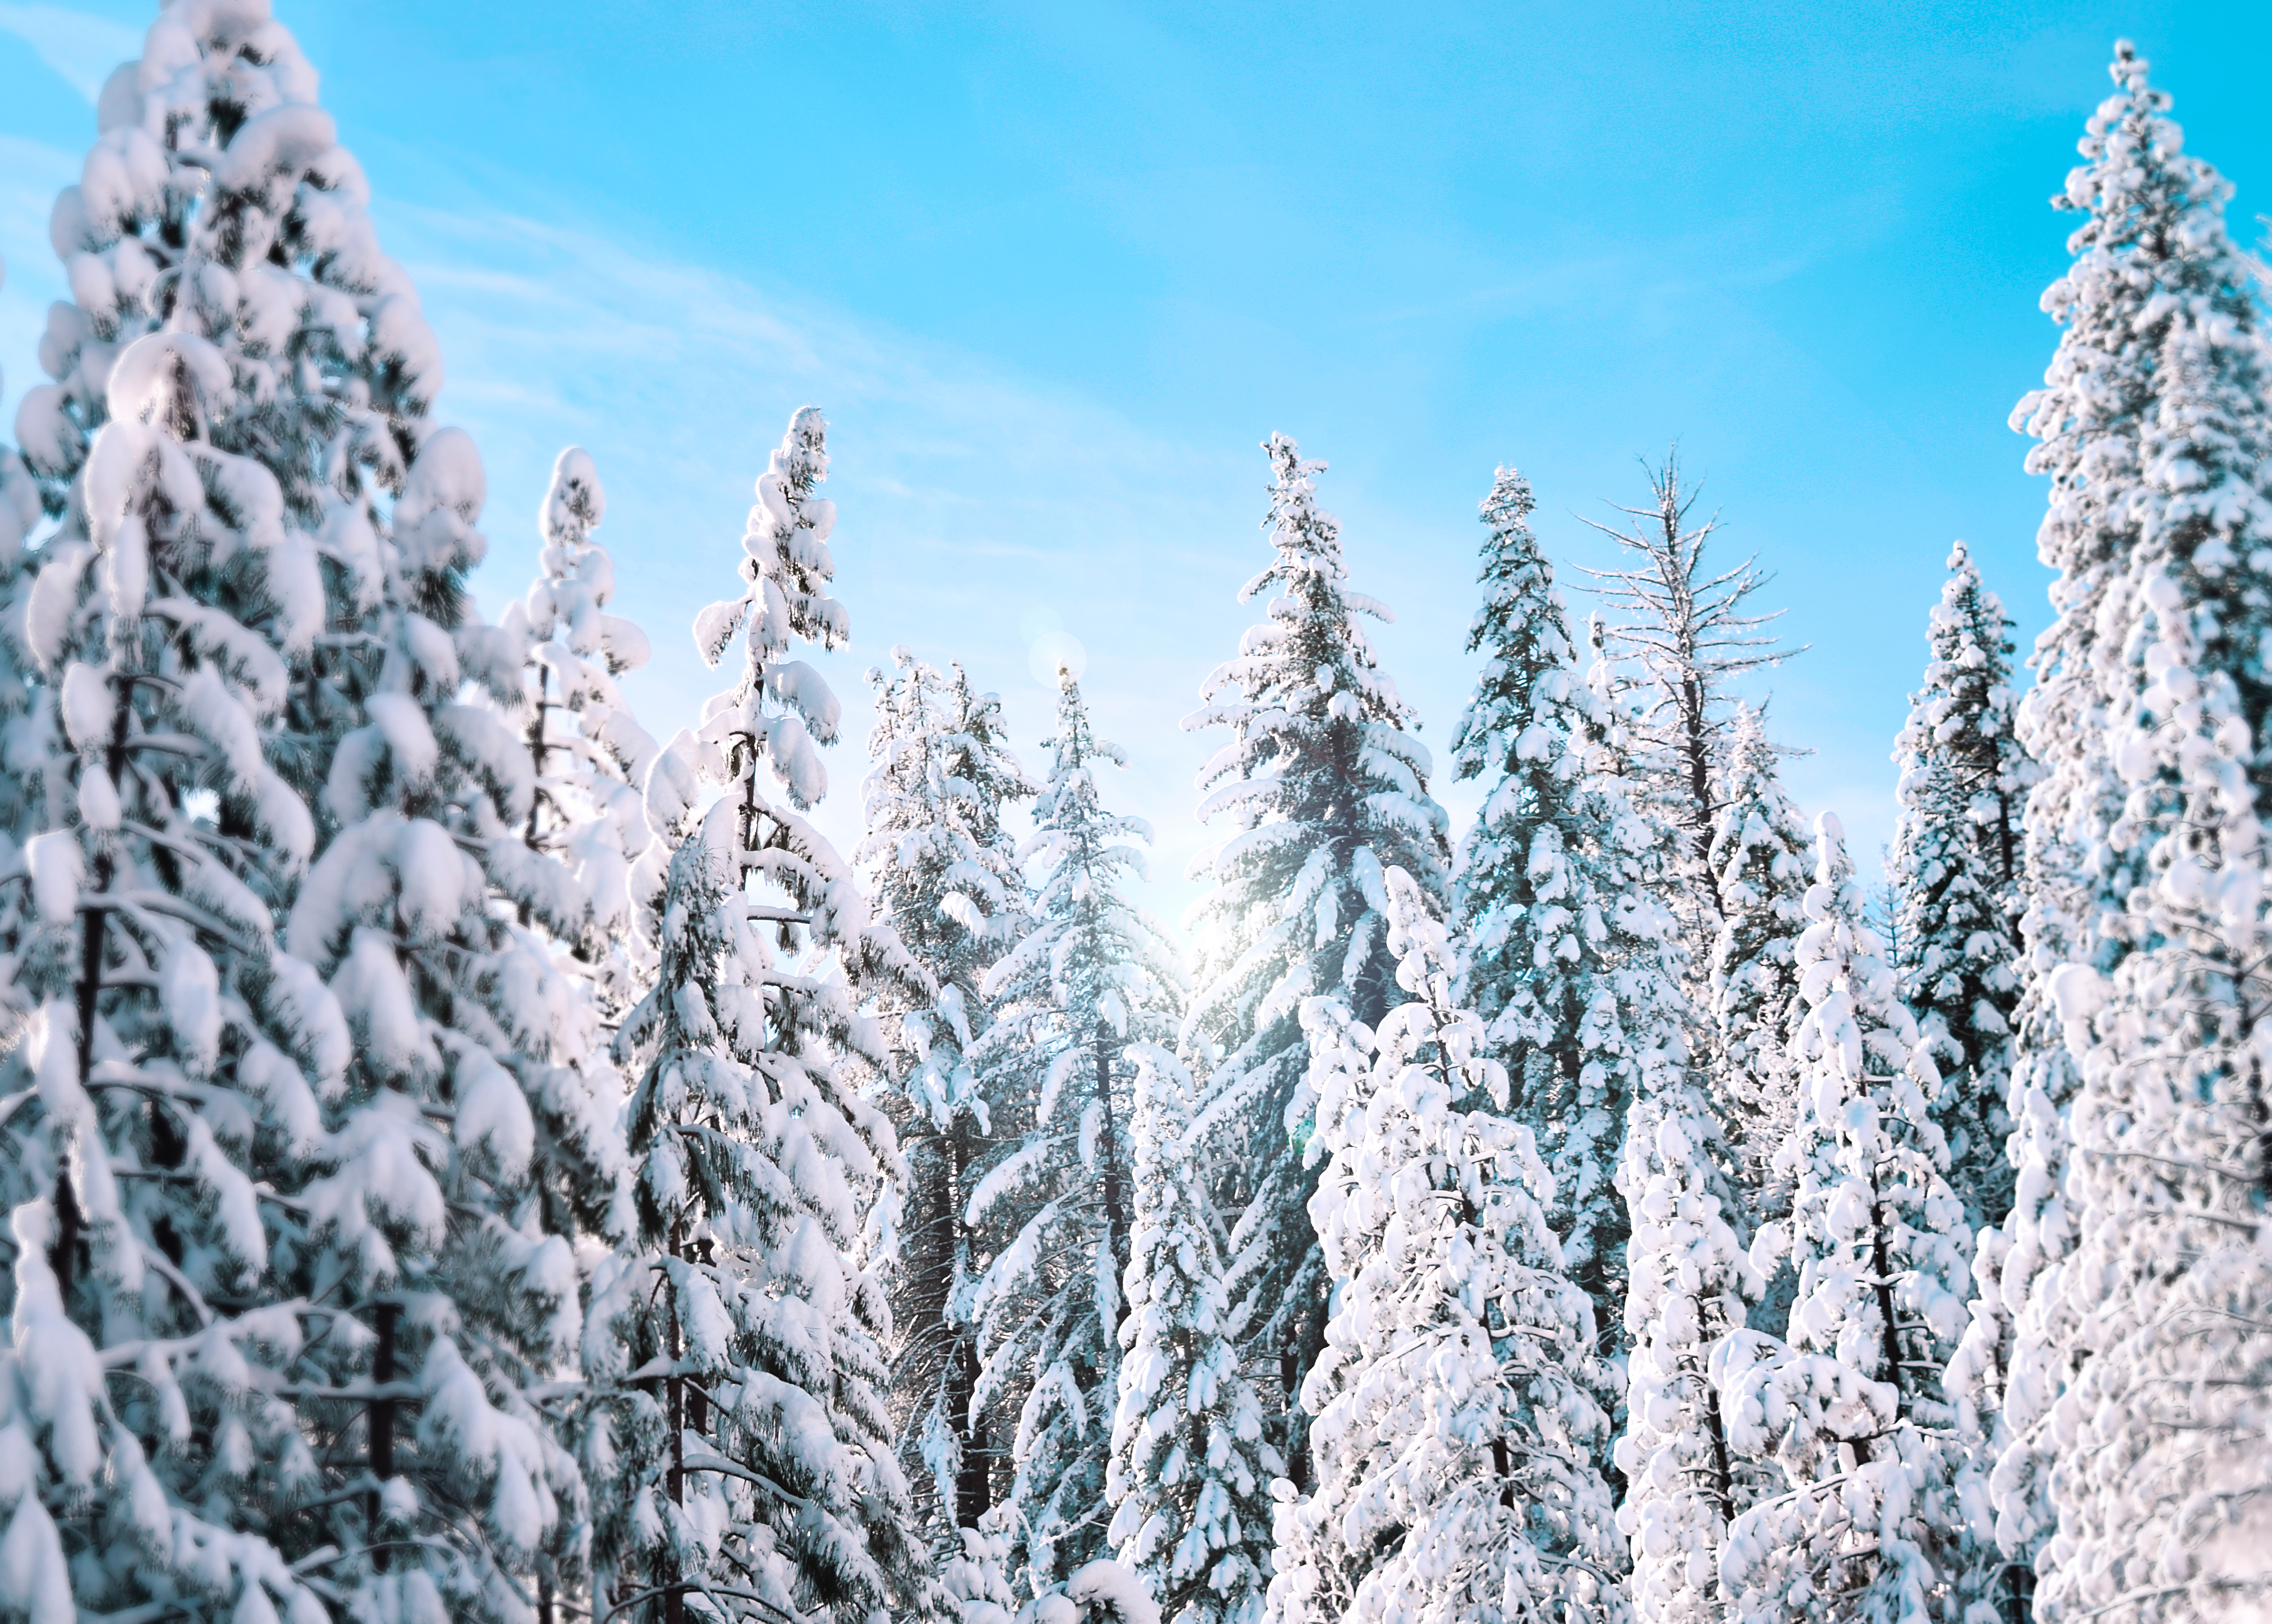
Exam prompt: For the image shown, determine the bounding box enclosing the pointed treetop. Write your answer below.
[1451,462,1587,786]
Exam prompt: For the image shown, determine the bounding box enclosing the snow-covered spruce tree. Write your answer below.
[1614,1044,1765,1624]
[1998,44,2272,1621]
[1704,708,1814,1259]
[590,406,931,1624]
[860,651,1034,1547]
[967,672,1184,1597]
[1717,813,1987,1624]
[508,446,660,1016]
[1449,463,1690,1353]
[1271,867,1627,1624]
[1106,1045,1276,1624]
[0,331,344,1624]
[1179,434,1450,1475]
[1888,540,2028,1233]
[9,8,615,1616]
[1581,452,1800,957]
[278,420,630,1622]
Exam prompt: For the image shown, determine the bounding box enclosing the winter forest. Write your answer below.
[0,7,2266,1624]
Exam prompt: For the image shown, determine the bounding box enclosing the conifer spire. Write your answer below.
[1179,434,1450,1476]
[2000,42,2272,1617]
[1888,540,2028,1233]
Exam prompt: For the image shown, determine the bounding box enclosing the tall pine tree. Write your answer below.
[968,673,1182,1598]
[860,653,1034,1549]
[1271,868,1627,1624]
[7,10,619,1621]
[1888,541,2028,1233]
[1179,434,1450,1478]
[1449,464,1688,1355]
[508,446,660,1018]
[2001,44,2272,1618]
[592,407,930,1624]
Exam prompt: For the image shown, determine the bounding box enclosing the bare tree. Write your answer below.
[1581,448,1803,919]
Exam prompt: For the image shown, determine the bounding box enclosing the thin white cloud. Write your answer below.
[376,200,1257,918]
[0,3,139,102]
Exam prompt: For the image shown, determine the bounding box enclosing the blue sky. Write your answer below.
[4,1,2270,918]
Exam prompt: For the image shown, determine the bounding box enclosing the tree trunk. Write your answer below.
[1096,1021,1129,1327]
[946,1123,990,1527]
[370,1302,398,1572]
[1868,1192,1907,1415]
[667,1235,685,1624]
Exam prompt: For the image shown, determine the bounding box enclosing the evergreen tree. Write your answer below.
[2000,44,2272,1619]
[591,407,930,1624]
[0,330,344,1624]
[1718,814,1986,1624]
[1271,867,1627,1624]
[1888,541,2028,1232]
[1105,1046,1276,1624]
[1614,1043,1763,1624]
[968,673,1183,1597]
[6,11,616,1621]
[859,653,1034,1547]
[277,420,623,1623]
[1706,708,1814,1266]
[508,446,660,1016]
[1180,434,1450,1474]
[1449,464,1687,1353]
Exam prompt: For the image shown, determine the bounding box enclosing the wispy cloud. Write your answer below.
[0,3,138,101]
[376,200,1259,909]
